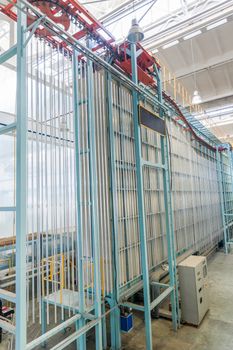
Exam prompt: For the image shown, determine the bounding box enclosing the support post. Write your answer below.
[106,71,121,350]
[217,147,228,254]
[86,39,102,350]
[156,66,179,330]
[73,49,86,349]
[160,136,178,330]
[41,300,46,348]
[227,146,233,194]
[130,43,152,350]
[16,3,27,349]
[101,303,107,350]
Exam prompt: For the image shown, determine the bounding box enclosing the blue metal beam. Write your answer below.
[161,135,179,330]
[216,147,228,254]
[86,40,102,350]
[0,207,16,211]
[154,66,179,329]
[73,49,86,350]
[131,42,152,350]
[15,3,27,349]
[150,286,173,310]
[26,314,81,350]
[0,122,16,135]
[106,71,121,350]
[0,288,16,303]
[0,45,17,65]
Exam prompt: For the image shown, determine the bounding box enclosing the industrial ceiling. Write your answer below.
[80,0,233,145]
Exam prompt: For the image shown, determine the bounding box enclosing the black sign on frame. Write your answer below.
[139,105,166,136]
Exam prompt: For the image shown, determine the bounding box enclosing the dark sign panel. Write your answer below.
[139,106,166,135]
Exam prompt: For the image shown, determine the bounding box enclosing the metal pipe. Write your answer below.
[15,2,27,348]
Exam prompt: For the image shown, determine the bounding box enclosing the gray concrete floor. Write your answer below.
[0,251,232,349]
[121,251,233,350]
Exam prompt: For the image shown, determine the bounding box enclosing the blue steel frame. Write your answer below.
[216,144,233,254]
[0,3,31,345]
[155,63,180,329]
[131,42,153,350]
[0,9,179,349]
[73,49,86,349]
[86,38,103,350]
[106,71,121,350]
[116,43,179,349]
[0,1,230,349]
[16,3,27,349]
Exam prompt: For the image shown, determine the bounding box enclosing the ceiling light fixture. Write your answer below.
[183,30,202,40]
[127,0,158,44]
[127,18,144,43]
[162,40,179,49]
[191,39,202,105]
[207,18,227,30]
[192,90,202,105]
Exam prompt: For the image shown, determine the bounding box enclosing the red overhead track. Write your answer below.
[0,0,217,151]
[0,0,115,51]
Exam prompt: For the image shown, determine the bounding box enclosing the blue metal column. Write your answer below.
[161,71,179,330]
[16,3,27,350]
[41,300,46,347]
[101,303,107,350]
[227,146,233,193]
[73,49,86,350]
[130,43,152,350]
[106,71,121,350]
[86,39,102,350]
[216,147,228,254]
[156,66,179,329]
[160,136,178,330]
[226,146,232,243]
[231,151,233,188]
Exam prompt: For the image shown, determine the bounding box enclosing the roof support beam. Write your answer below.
[199,92,233,105]
[143,1,233,50]
[175,51,233,80]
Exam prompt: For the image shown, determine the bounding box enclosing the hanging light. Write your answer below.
[127,0,159,43]
[127,18,144,43]
[192,90,202,105]
[190,38,202,106]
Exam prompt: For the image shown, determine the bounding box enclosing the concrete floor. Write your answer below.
[1,251,233,349]
[121,251,233,350]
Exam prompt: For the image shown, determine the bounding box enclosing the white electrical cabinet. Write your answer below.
[178,255,209,326]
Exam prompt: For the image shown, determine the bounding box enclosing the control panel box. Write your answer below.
[178,255,209,326]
